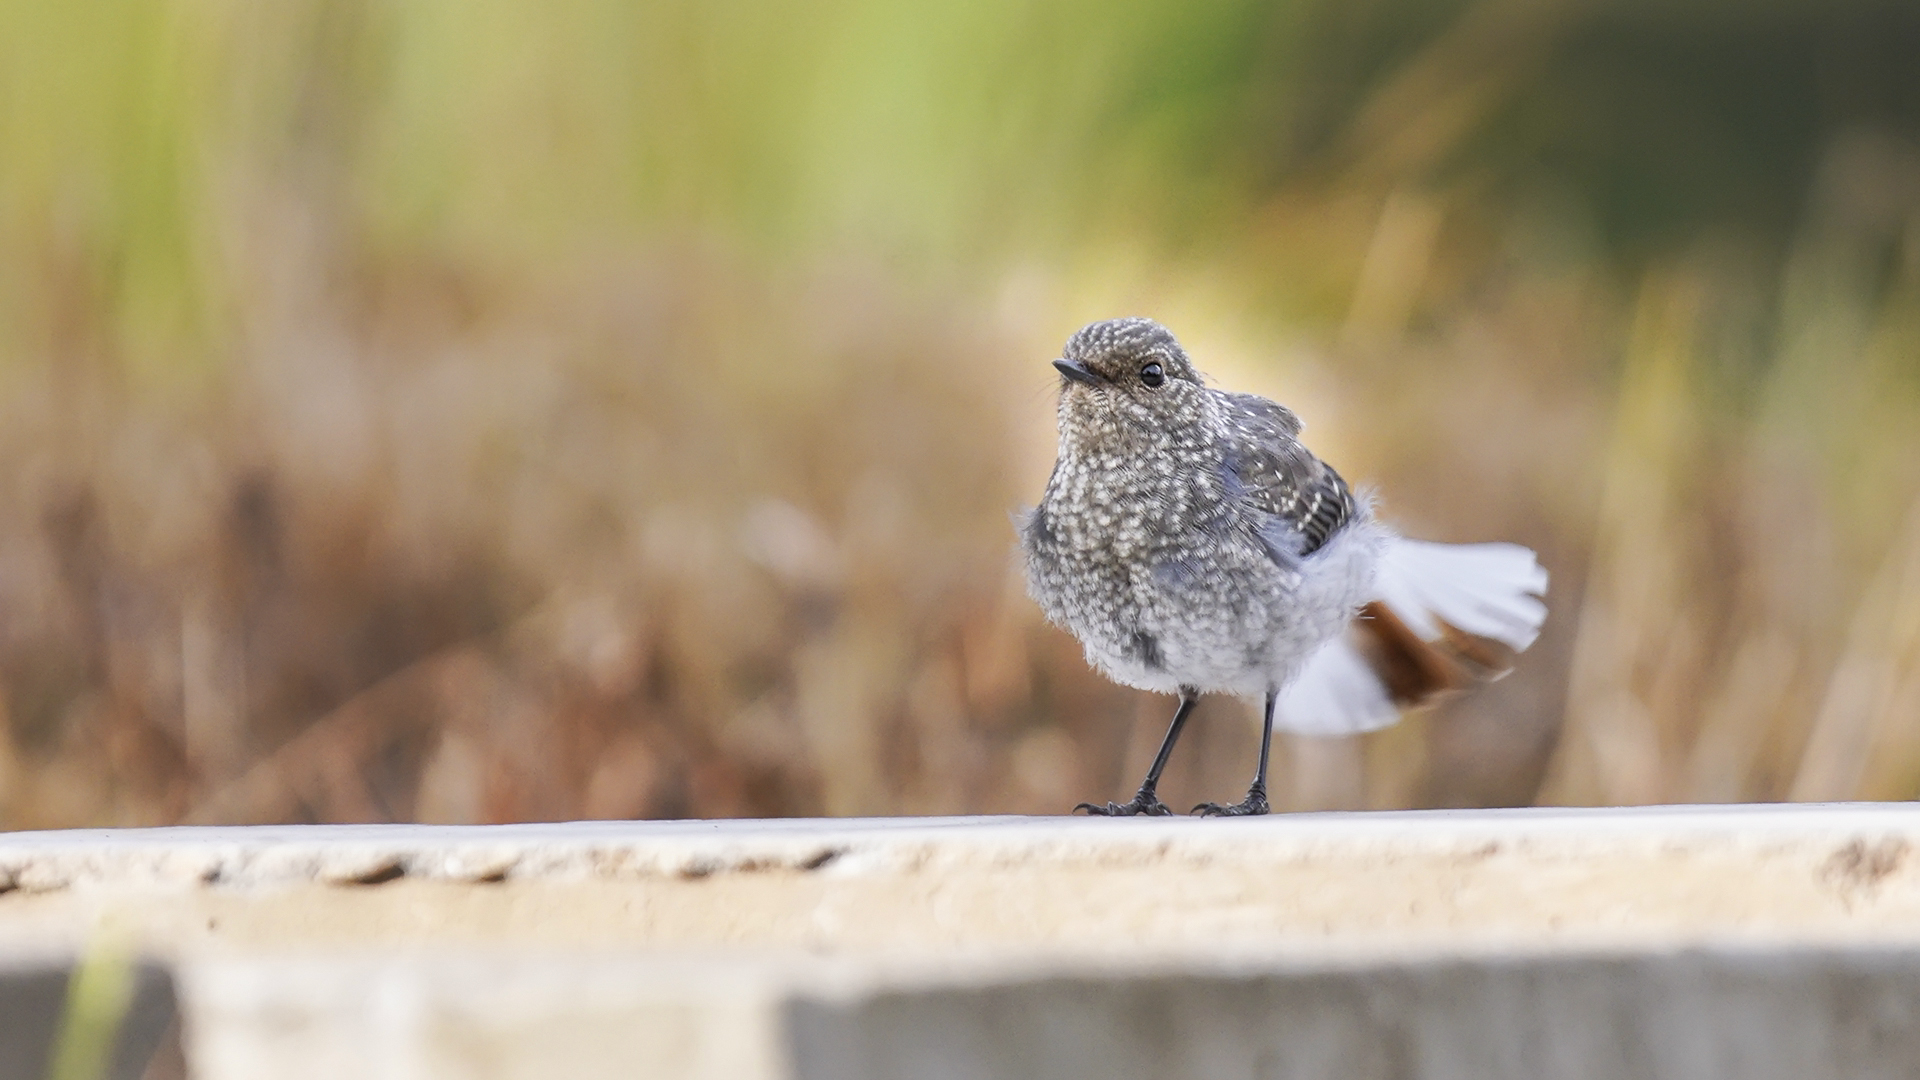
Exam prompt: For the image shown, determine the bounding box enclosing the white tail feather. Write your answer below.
[1373,539,1548,651]
[1274,637,1399,735]
[1273,537,1548,736]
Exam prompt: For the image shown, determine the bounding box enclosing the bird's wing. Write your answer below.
[1215,392,1355,561]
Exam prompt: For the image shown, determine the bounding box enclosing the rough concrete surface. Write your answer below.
[4,804,1920,1078]
[7,804,1920,957]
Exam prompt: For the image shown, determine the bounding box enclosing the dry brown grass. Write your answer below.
[4,1,1920,827]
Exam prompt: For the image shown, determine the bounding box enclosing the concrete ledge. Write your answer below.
[5,804,1920,956]
[6,805,1920,1077]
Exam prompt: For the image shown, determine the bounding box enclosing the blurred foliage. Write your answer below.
[47,929,136,1080]
[2,0,1920,827]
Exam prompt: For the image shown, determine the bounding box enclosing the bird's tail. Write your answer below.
[1274,539,1548,736]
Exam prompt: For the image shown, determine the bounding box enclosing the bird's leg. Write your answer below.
[1076,690,1198,816]
[1193,690,1275,817]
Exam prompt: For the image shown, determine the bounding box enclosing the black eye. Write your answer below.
[1140,362,1165,388]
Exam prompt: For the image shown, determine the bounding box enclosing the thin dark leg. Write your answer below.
[1252,688,1275,793]
[1142,692,1199,790]
[1075,690,1198,816]
[1193,690,1275,817]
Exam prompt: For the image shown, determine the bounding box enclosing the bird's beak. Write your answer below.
[1053,357,1103,386]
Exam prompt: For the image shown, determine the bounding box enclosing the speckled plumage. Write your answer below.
[1022,317,1385,700]
[1022,317,1548,816]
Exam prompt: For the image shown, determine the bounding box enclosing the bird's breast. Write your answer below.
[1036,450,1245,570]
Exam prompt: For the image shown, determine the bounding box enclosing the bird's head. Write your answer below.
[1051,317,1205,449]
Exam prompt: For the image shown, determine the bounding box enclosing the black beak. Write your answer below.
[1053,357,1103,387]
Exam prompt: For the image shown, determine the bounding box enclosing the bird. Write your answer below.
[1020,317,1547,816]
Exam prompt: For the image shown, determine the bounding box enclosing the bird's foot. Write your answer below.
[1192,785,1270,817]
[1074,786,1173,817]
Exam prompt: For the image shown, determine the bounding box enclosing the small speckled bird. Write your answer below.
[1021,317,1547,816]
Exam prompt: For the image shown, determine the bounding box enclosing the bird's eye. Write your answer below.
[1140,362,1165,388]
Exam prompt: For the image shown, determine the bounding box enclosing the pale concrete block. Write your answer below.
[7,807,1920,1077]
[183,955,786,1080]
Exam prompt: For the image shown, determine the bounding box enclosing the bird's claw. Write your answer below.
[1192,786,1270,817]
[1074,788,1174,817]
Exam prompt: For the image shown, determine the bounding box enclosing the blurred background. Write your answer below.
[2,0,1919,829]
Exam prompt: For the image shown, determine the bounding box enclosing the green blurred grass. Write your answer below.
[2,0,1920,826]
[46,929,136,1080]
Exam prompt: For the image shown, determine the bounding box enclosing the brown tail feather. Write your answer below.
[1351,601,1518,711]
